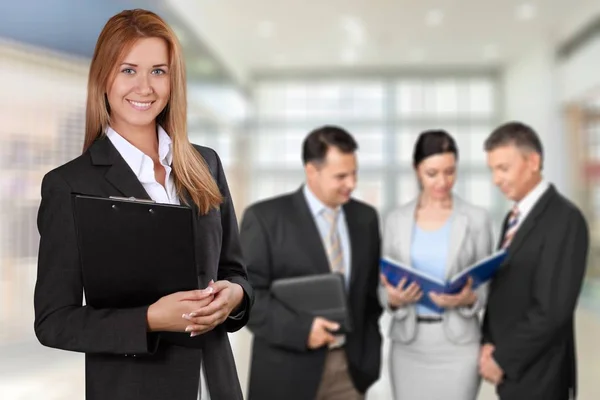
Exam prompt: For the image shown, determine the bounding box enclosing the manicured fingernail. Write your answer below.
[185,326,193,332]
[182,314,191,320]
[205,287,214,294]
[189,313,197,318]
[190,332,199,337]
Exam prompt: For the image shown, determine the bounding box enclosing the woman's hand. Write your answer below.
[380,274,422,308]
[182,280,245,336]
[429,277,477,309]
[146,288,215,332]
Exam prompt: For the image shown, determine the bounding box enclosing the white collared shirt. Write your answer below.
[302,184,352,288]
[513,178,550,229]
[106,125,179,205]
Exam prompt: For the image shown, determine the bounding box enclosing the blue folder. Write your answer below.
[380,249,508,313]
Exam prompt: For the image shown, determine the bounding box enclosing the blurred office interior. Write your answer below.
[1,0,600,398]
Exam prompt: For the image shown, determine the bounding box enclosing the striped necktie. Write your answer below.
[501,205,520,249]
[322,208,344,275]
[322,207,346,348]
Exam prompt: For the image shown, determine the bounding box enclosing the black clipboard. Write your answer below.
[72,194,198,309]
[271,273,353,334]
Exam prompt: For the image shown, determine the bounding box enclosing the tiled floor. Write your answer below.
[1,288,599,399]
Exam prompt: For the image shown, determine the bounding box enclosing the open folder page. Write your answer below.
[380,249,508,312]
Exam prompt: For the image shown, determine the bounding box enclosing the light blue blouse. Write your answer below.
[410,218,452,315]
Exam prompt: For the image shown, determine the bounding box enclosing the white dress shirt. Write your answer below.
[107,126,211,400]
[513,178,550,230]
[302,184,351,348]
[106,125,177,204]
[302,184,352,287]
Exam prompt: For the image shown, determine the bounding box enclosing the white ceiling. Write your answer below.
[167,0,598,82]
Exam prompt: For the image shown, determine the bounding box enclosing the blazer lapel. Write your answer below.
[89,137,151,200]
[291,189,330,274]
[398,205,415,265]
[504,185,556,260]
[497,211,511,250]
[342,201,361,291]
[445,209,468,280]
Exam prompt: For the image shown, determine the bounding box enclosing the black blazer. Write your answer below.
[482,185,589,400]
[34,137,253,400]
[240,188,383,400]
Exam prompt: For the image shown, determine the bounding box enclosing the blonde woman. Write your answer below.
[33,9,251,400]
[379,130,494,400]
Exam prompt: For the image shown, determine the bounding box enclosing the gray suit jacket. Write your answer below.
[378,195,495,344]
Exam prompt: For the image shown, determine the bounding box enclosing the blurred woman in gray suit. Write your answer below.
[379,130,495,400]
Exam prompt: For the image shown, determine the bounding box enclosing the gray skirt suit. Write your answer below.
[378,196,495,400]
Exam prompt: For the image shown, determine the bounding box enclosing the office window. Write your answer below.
[434,79,460,116]
[467,125,492,164]
[256,81,383,121]
[251,128,306,168]
[189,129,234,168]
[256,83,287,119]
[397,174,419,205]
[465,174,494,209]
[467,79,495,117]
[352,128,385,166]
[354,175,384,210]
[0,43,89,351]
[253,73,500,214]
[250,173,303,203]
[397,80,429,117]
[453,132,470,165]
[395,128,420,164]
[397,78,495,119]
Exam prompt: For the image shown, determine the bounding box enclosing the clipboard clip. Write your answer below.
[109,196,156,204]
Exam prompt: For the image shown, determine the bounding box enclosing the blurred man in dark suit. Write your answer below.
[240,126,382,400]
[481,121,589,400]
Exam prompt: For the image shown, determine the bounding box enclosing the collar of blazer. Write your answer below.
[393,195,470,280]
[89,136,154,202]
[88,136,200,211]
[501,184,557,260]
[89,135,150,200]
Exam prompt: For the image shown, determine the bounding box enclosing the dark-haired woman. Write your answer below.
[378,130,495,399]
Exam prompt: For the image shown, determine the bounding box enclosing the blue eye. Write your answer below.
[152,69,166,75]
[121,68,135,74]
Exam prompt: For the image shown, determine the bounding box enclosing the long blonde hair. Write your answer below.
[83,9,222,213]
